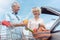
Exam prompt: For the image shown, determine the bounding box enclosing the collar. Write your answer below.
[12,12,18,15]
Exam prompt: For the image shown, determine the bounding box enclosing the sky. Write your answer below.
[0,0,59,19]
[0,0,60,36]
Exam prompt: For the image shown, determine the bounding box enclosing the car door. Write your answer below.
[50,17,60,40]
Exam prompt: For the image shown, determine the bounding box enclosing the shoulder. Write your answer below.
[39,18,45,26]
[5,11,12,16]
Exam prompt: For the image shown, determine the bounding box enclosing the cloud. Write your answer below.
[0,0,16,14]
[0,8,5,13]
[0,0,16,8]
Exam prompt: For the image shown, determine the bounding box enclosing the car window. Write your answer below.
[53,23,60,31]
[40,14,59,30]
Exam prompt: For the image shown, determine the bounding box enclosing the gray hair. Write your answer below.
[11,2,20,8]
[32,7,41,14]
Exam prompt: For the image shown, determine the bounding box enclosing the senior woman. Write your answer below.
[27,7,51,40]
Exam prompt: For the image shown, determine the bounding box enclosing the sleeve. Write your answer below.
[5,13,10,22]
[27,20,31,28]
[40,19,45,25]
[40,19,46,29]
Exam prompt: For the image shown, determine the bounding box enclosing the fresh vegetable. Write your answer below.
[27,28,33,32]
[33,28,37,32]
[27,28,37,33]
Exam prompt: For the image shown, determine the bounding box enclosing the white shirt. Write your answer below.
[28,18,44,37]
[1,12,23,40]
[28,18,44,30]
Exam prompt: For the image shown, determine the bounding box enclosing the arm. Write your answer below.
[41,27,46,31]
[40,24,46,29]
[10,19,28,27]
[38,24,46,31]
[40,19,46,29]
[11,22,26,27]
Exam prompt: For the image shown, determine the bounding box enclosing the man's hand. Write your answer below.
[2,20,11,27]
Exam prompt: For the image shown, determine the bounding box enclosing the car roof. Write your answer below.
[41,7,60,16]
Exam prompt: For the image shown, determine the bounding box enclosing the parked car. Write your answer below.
[41,7,60,40]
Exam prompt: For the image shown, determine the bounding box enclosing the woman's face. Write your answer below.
[32,10,40,17]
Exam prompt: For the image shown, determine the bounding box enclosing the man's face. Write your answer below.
[12,4,20,13]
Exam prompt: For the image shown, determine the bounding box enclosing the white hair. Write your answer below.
[11,2,20,7]
[32,7,41,14]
